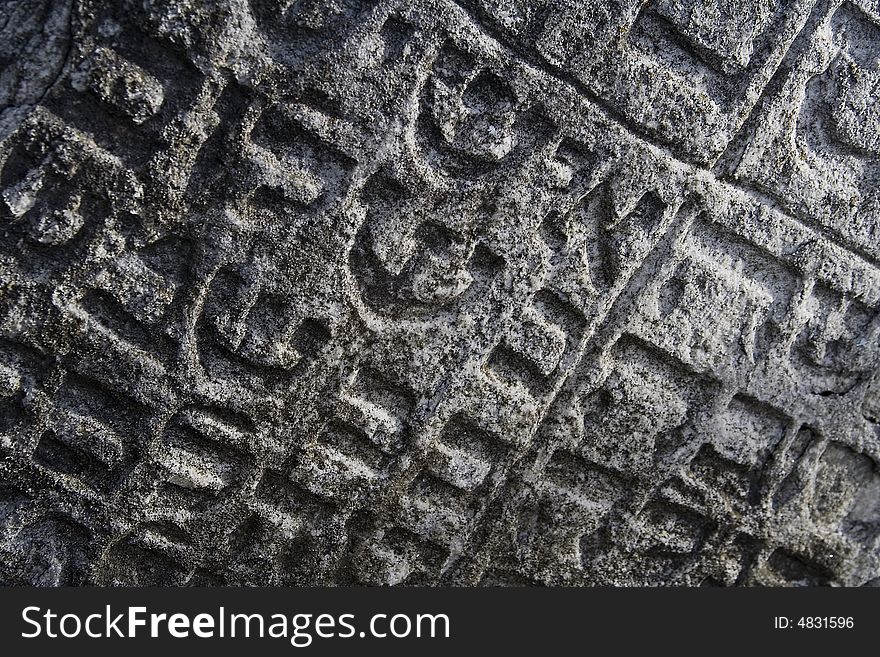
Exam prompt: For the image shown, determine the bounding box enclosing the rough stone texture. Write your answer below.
[0,0,878,587]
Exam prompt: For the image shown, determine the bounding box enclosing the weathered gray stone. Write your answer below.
[0,0,878,586]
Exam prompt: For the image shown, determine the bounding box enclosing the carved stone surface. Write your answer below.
[0,0,878,586]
